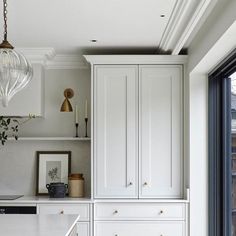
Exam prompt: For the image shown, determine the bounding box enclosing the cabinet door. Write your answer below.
[139,65,183,198]
[94,66,138,198]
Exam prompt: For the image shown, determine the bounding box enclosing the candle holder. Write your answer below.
[75,123,79,137]
[85,118,88,137]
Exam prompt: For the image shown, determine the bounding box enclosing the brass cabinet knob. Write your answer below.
[159,210,164,214]
[143,182,148,186]
[60,210,64,214]
[113,210,118,214]
[128,182,133,186]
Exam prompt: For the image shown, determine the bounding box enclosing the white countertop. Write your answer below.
[0,195,189,204]
[0,196,92,204]
[0,214,79,236]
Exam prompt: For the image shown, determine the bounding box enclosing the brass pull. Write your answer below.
[60,210,64,214]
[113,210,118,214]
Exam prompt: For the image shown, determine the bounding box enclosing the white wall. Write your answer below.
[0,68,91,196]
[187,0,236,235]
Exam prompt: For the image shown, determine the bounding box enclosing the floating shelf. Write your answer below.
[8,137,91,141]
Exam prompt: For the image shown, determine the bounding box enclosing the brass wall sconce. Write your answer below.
[60,88,74,112]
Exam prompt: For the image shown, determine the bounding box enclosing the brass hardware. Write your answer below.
[60,210,64,214]
[113,210,118,214]
[60,88,74,112]
[159,210,164,214]
[128,182,133,186]
[143,182,148,186]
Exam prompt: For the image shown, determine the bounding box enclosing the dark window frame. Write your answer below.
[209,49,236,236]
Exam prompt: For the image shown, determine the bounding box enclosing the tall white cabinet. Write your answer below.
[85,55,188,236]
[92,62,183,199]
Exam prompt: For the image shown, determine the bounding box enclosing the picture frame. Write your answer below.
[36,151,71,195]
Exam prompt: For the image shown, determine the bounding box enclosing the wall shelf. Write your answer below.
[8,137,91,141]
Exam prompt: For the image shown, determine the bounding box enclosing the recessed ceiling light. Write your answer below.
[90,39,97,43]
[160,14,165,17]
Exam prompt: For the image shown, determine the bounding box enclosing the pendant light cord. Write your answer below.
[3,0,7,41]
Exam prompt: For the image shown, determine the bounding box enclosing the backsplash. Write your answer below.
[0,141,91,196]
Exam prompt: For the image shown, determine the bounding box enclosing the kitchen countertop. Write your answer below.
[0,214,79,236]
[0,196,92,204]
[0,195,190,204]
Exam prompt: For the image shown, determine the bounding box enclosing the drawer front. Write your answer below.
[95,222,185,236]
[94,203,185,220]
[38,204,90,221]
[77,222,90,236]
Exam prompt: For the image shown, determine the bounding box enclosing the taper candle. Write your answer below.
[75,105,78,124]
[85,100,88,118]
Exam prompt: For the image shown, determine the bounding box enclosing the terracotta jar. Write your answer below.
[68,173,84,198]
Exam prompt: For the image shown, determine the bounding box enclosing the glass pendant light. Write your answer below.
[0,0,33,107]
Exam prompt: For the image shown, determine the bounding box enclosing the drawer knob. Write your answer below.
[159,210,164,214]
[113,210,118,214]
[128,182,133,186]
[143,182,148,186]
[115,234,118,236]
[60,210,64,214]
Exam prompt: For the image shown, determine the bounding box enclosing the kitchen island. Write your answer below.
[0,214,79,236]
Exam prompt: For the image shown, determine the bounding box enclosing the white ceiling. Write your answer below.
[0,0,216,55]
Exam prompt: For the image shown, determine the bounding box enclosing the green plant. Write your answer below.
[0,114,35,145]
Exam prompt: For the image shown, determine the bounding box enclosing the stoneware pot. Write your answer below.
[46,182,68,198]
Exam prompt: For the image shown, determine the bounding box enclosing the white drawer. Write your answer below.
[38,204,90,221]
[95,221,185,236]
[94,203,185,220]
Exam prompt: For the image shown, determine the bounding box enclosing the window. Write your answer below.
[209,49,236,236]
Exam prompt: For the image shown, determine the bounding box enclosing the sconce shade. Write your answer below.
[60,98,73,112]
[60,88,74,112]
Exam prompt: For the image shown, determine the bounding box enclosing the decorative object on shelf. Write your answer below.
[75,104,79,137]
[46,182,68,198]
[0,0,33,107]
[68,173,84,198]
[36,151,71,195]
[85,100,88,137]
[60,88,74,112]
[0,114,35,145]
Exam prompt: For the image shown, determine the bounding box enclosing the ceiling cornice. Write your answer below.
[159,0,216,55]
[15,48,89,69]
[16,47,56,64]
[84,55,188,65]
[45,55,88,70]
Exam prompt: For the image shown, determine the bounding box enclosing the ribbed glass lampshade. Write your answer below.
[0,48,33,107]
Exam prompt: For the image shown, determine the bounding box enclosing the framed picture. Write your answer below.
[36,151,71,195]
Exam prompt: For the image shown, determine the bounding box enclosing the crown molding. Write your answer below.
[16,47,56,64]
[84,55,188,65]
[45,54,89,69]
[159,0,215,55]
[15,48,89,69]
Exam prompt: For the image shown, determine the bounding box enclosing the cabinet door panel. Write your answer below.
[94,66,138,198]
[139,65,182,198]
